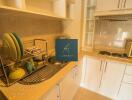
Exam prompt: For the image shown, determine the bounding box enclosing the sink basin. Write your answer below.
[48,56,68,66]
[19,57,68,85]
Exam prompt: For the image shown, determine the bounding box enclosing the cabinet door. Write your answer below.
[82,56,102,92]
[99,61,126,98]
[96,0,120,11]
[117,83,132,100]
[40,85,59,100]
[60,69,77,100]
[74,58,83,86]
[124,0,132,9]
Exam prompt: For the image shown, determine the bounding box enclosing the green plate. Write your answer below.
[9,33,21,60]
[3,33,17,60]
[12,33,24,57]
[2,39,11,58]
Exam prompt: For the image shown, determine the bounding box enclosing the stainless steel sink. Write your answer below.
[19,56,68,85]
[48,56,67,66]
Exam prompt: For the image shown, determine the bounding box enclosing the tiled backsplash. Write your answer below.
[94,16,132,52]
[0,15,63,51]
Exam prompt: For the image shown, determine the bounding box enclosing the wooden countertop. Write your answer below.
[1,51,132,100]
[0,52,84,100]
[0,62,77,100]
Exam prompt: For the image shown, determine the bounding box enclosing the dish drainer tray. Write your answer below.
[19,64,57,85]
[0,39,48,87]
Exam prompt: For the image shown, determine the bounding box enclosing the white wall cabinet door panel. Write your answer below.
[83,56,102,92]
[96,0,120,11]
[99,61,126,99]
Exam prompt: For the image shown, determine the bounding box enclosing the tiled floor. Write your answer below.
[73,88,112,100]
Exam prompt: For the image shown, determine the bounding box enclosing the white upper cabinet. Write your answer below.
[82,56,102,92]
[0,0,75,20]
[53,0,66,17]
[96,0,120,11]
[124,0,132,9]
[95,0,132,16]
[99,61,126,98]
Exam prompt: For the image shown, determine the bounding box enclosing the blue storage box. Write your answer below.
[55,39,78,61]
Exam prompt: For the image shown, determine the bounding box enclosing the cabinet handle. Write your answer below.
[104,62,107,73]
[56,84,60,98]
[118,0,122,8]
[123,0,126,8]
[100,61,102,71]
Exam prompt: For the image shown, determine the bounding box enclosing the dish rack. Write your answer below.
[0,39,48,87]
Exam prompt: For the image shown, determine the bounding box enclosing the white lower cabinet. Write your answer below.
[40,85,59,100]
[60,68,77,100]
[99,61,126,99]
[117,83,132,100]
[41,61,82,100]
[82,56,102,92]
[116,64,132,100]
[83,56,126,99]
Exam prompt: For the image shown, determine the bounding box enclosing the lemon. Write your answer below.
[9,68,25,80]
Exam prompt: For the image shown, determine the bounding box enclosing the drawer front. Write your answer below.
[125,65,132,75]
[123,75,132,84]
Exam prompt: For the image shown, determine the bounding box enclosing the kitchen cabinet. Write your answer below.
[82,0,96,51]
[59,59,83,100]
[53,0,66,17]
[83,56,126,99]
[0,0,75,20]
[74,60,83,86]
[99,61,126,98]
[95,0,132,16]
[117,83,132,100]
[96,0,120,11]
[82,56,102,92]
[117,64,132,100]
[60,67,78,100]
[41,61,82,100]
[124,0,132,9]
[40,85,59,100]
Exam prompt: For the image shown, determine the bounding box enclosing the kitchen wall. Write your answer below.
[0,0,83,53]
[62,0,83,50]
[0,14,62,52]
[94,16,132,52]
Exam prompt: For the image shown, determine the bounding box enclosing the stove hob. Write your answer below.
[99,51,128,58]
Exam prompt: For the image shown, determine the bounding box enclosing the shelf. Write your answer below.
[0,5,72,20]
